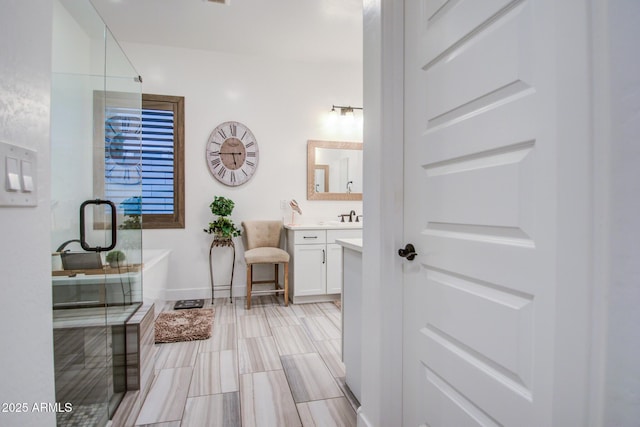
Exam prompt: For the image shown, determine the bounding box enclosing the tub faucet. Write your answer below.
[349,210,356,222]
[56,239,81,253]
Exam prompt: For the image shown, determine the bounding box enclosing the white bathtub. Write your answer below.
[142,249,171,305]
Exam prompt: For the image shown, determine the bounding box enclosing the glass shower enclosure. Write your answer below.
[51,1,142,425]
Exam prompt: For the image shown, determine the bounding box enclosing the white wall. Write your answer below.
[120,42,363,300]
[603,1,640,424]
[0,1,56,426]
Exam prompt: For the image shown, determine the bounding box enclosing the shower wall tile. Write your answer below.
[126,303,155,391]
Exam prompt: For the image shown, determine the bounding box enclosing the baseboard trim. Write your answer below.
[357,407,373,427]
[164,287,246,301]
[292,294,340,304]
[143,286,165,302]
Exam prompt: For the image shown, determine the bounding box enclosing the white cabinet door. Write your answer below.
[293,244,326,296]
[326,243,343,294]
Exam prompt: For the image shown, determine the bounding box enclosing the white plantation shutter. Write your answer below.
[140,108,175,214]
[104,107,174,215]
[102,93,184,228]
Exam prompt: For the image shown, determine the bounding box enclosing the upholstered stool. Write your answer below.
[242,221,290,309]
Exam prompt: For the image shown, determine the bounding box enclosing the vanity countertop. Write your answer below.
[335,238,363,253]
[284,222,362,231]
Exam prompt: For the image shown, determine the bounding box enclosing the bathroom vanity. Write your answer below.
[285,223,362,304]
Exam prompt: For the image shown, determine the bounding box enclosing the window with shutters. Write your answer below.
[96,93,185,229]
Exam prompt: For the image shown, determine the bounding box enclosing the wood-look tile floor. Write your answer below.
[134,296,357,427]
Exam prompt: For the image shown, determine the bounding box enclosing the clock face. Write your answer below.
[105,115,142,185]
[206,121,259,186]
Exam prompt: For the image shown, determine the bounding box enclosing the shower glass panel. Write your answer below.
[51,1,142,425]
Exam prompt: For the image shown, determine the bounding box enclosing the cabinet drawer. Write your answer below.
[293,230,326,245]
[327,229,362,244]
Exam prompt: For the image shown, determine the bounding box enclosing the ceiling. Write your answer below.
[89,0,363,64]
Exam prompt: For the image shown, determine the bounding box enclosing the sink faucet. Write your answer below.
[338,210,360,223]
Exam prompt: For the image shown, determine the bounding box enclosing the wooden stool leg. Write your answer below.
[246,264,252,309]
[274,264,279,290]
[284,262,289,307]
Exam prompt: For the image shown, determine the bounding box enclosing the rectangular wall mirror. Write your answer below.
[307,140,363,201]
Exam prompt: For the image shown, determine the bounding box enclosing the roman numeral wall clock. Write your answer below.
[206,121,259,186]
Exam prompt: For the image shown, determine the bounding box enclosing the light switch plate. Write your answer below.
[20,159,34,192]
[5,156,20,191]
[0,141,37,207]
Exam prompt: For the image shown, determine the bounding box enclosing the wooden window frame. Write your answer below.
[140,94,185,229]
[94,92,185,229]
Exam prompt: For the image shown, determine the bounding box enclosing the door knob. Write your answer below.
[398,243,417,261]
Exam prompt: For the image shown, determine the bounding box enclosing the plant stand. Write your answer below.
[209,238,235,303]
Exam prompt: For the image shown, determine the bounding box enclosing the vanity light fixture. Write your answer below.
[330,105,363,117]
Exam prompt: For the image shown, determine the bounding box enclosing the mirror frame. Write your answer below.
[307,140,363,201]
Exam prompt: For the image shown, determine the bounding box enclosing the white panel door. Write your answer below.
[402,1,585,426]
[293,244,326,296]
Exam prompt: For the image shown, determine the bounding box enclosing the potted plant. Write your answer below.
[106,250,126,268]
[203,196,242,242]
